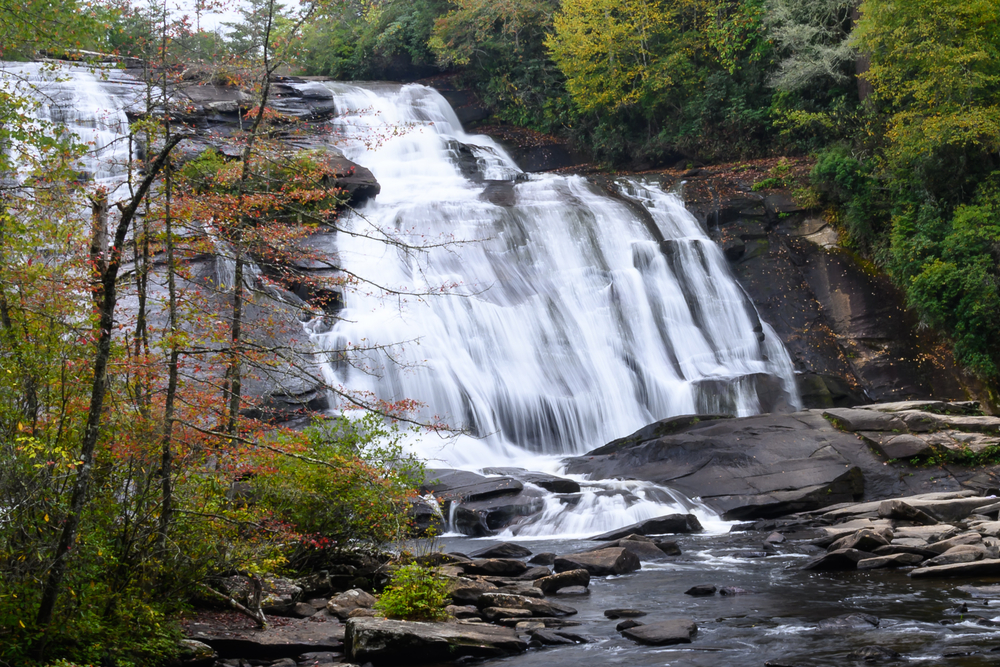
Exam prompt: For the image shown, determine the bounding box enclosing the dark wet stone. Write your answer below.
[565,412,866,520]
[828,529,890,553]
[684,585,717,597]
[345,617,526,663]
[554,547,641,576]
[529,629,576,646]
[470,542,532,559]
[476,593,577,617]
[816,613,879,631]
[533,569,589,595]
[856,553,924,569]
[529,552,557,565]
[801,548,876,571]
[879,499,940,526]
[604,609,648,619]
[655,540,682,556]
[911,559,1000,579]
[620,619,698,646]
[480,467,582,494]
[462,559,530,577]
[845,645,901,661]
[616,619,644,631]
[591,514,704,540]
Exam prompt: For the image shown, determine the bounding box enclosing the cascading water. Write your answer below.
[0,62,134,183]
[309,82,801,537]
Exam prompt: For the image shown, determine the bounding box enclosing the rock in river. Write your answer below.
[345,617,527,664]
[620,619,698,646]
[554,547,641,576]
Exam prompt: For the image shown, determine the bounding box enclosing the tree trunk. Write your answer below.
[36,133,183,627]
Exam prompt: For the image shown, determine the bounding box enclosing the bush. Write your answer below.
[256,414,425,567]
[374,563,449,620]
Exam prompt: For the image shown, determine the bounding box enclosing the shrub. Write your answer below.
[374,563,450,620]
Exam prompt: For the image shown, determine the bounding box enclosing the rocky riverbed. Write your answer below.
[181,400,1000,667]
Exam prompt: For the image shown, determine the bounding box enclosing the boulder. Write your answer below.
[620,619,697,646]
[565,412,866,520]
[462,559,530,577]
[591,514,703,541]
[480,467,581,494]
[177,639,215,667]
[533,569,590,595]
[823,408,907,433]
[420,469,523,504]
[816,613,879,631]
[828,529,890,553]
[877,499,939,525]
[684,585,717,597]
[604,609,647,619]
[926,532,983,554]
[447,577,498,605]
[192,616,345,660]
[514,566,553,581]
[445,605,481,620]
[482,607,532,621]
[616,619,644,631]
[327,589,376,620]
[476,593,578,617]
[910,558,1000,578]
[345,618,526,663]
[872,544,938,560]
[924,545,987,567]
[451,492,546,536]
[800,548,875,571]
[846,646,901,661]
[856,553,924,569]
[868,434,935,460]
[529,552,557,565]
[554,548,641,576]
[470,543,532,559]
[528,629,577,646]
[655,540,682,556]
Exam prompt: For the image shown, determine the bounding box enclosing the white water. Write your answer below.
[0,62,134,183]
[309,82,799,536]
[1,66,799,537]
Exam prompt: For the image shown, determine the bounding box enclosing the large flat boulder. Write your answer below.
[480,467,581,494]
[476,593,577,617]
[910,559,1000,579]
[823,408,906,433]
[620,619,697,646]
[345,618,527,663]
[591,514,703,540]
[554,548,640,576]
[420,469,523,504]
[565,411,866,519]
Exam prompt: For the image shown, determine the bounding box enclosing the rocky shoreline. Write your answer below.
[176,400,1000,667]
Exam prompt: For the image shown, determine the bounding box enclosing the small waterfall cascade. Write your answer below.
[309,82,800,536]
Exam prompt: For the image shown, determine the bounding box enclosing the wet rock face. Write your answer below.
[681,179,973,407]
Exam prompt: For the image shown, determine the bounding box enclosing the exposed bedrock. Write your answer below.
[678,180,979,409]
[565,402,1000,520]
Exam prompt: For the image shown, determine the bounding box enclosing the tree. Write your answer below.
[764,0,856,91]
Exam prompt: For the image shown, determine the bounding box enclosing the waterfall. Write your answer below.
[311,82,799,473]
[0,62,135,183]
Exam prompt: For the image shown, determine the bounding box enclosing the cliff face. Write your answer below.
[667,161,975,409]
